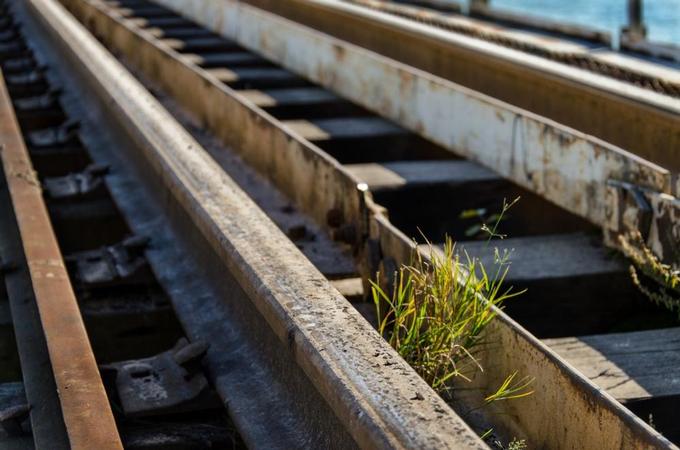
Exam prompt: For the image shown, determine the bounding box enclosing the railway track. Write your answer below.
[2,0,485,448]
[227,0,680,175]
[0,7,250,448]
[1,0,679,448]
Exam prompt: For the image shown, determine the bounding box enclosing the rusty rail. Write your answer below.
[15,0,491,447]
[0,70,122,449]
[53,0,679,447]
[140,0,675,261]
[4,0,675,445]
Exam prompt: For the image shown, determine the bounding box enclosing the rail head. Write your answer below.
[0,71,122,448]
[467,0,612,45]
[28,0,490,447]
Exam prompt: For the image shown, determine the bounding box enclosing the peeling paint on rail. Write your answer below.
[238,0,680,175]
[153,0,670,229]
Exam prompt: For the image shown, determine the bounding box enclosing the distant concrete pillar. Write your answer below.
[623,0,647,40]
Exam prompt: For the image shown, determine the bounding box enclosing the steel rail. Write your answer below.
[346,0,678,95]
[348,1,613,53]
[233,0,680,174]
[0,120,71,450]
[18,0,489,447]
[55,0,678,447]
[133,0,676,258]
[0,70,123,448]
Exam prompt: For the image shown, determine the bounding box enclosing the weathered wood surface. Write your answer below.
[346,160,497,190]
[545,327,680,401]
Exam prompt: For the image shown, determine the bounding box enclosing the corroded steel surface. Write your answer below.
[237,0,680,174]
[606,181,680,267]
[62,0,367,237]
[148,0,677,268]
[0,70,122,449]
[28,0,489,447]
[371,213,676,449]
[351,0,679,96]
[152,0,671,226]
[62,0,678,447]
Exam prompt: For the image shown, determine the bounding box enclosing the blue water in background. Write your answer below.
[491,0,680,45]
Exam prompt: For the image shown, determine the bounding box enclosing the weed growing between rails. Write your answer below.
[370,198,533,448]
[370,238,529,392]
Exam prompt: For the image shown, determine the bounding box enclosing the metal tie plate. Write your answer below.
[66,235,152,288]
[100,339,219,417]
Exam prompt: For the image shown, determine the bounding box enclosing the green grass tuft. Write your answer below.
[370,236,524,394]
[370,197,533,446]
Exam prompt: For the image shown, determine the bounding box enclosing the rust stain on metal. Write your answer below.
[63,0,678,447]
[187,0,670,229]
[33,0,492,445]
[0,71,122,449]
